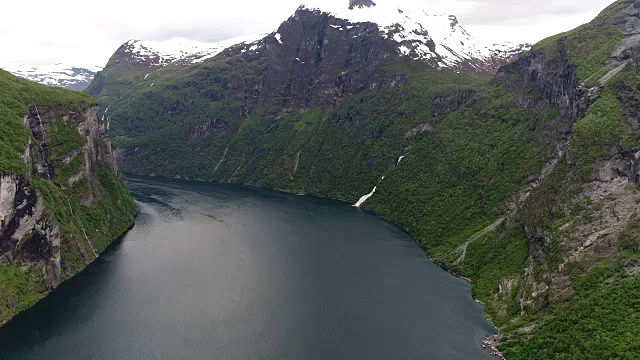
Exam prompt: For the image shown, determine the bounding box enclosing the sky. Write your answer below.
[0,0,617,67]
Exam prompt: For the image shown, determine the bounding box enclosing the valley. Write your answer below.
[1,0,639,358]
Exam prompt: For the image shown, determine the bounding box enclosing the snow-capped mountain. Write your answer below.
[298,0,530,71]
[118,33,267,68]
[0,63,102,91]
[109,0,529,76]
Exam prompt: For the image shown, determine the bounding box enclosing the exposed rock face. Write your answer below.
[191,119,229,138]
[89,2,529,117]
[259,9,398,112]
[496,1,640,316]
[24,104,116,192]
[494,42,588,152]
[0,78,135,325]
[0,175,62,289]
[349,0,376,9]
[0,103,117,290]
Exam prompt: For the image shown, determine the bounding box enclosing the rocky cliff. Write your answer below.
[469,1,640,358]
[0,69,136,325]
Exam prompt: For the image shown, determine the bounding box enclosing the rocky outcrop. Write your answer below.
[493,42,589,151]
[190,119,229,138]
[0,175,62,289]
[258,9,397,112]
[500,2,640,316]
[349,0,376,9]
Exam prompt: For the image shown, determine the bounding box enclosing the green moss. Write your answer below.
[620,215,640,252]
[49,118,87,158]
[0,266,46,324]
[55,155,84,185]
[502,263,640,360]
[0,69,136,323]
[458,226,529,326]
[571,90,623,176]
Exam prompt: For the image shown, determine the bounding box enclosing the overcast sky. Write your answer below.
[0,0,616,67]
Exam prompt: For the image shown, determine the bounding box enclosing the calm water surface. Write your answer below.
[0,176,494,359]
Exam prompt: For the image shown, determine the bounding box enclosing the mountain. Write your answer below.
[85,0,640,358]
[0,63,102,91]
[299,0,530,71]
[86,1,528,107]
[85,34,266,105]
[0,69,136,325]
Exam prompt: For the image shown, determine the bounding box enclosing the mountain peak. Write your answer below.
[298,0,530,72]
[117,34,266,67]
[349,0,376,9]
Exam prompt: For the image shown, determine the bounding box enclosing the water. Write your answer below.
[0,176,495,359]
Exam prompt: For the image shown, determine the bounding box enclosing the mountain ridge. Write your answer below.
[0,63,102,91]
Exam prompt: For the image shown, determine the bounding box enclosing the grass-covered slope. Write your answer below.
[0,69,136,324]
[0,70,94,174]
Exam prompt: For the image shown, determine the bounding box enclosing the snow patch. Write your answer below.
[300,0,529,68]
[122,33,268,67]
[0,62,102,89]
[275,33,283,44]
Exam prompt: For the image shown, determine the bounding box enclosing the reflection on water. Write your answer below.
[0,176,494,360]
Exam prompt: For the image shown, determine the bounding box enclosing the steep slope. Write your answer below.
[0,70,136,325]
[482,1,640,357]
[0,63,102,91]
[91,0,638,358]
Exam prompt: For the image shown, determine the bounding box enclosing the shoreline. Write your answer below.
[132,172,504,357]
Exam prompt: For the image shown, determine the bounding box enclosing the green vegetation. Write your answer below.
[49,118,86,158]
[55,155,84,185]
[0,69,135,324]
[620,215,640,252]
[457,226,529,326]
[531,0,626,82]
[571,90,624,175]
[33,160,136,275]
[0,69,95,174]
[0,265,47,324]
[502,263,640,359]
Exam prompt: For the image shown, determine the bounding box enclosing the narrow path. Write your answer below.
[454,141,569,266]
[454,217,505,265]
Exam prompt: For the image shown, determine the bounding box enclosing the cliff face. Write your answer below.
[0,70,136,325]
[0,174,62,289]
[468,2,640,357]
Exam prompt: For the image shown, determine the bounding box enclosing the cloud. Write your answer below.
[0,0,616,66]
